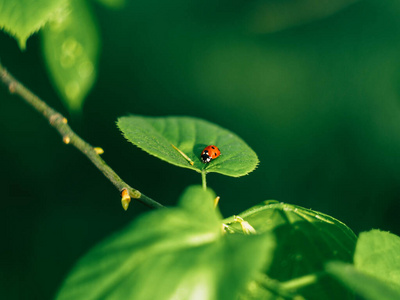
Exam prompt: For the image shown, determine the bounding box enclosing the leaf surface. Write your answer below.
[326,262,400,300]
[0,0,67,49]
[353,230,400,293]
[56,186,275,300]
[117,115,259,177]
[225,201,357,300]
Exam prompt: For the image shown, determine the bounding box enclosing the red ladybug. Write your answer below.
[201,145,221,163]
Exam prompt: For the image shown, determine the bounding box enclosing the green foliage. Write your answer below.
[117,115,259,177]
[55,192,361,300]
[55,186,275,300]
[326,262,400,300]
[354,230,400,293]
[225,201,357,299]
[326,229,400,299]
[42,0,100,112]
[0,0,101,112]
[0,0,67,49]
[2,1,400,300]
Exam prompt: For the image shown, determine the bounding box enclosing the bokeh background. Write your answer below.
[1,0,400,298]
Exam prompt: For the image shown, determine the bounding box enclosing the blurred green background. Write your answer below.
[1,0,400,299]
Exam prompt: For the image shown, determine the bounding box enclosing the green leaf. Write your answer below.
[326,262,400,300]
[117,115,259,177]
[0,0,67,49]
[42,0,100,112]
[224,201,357,300]
[325,230,400,299]
[56,186,275,300]
[353,230,400,293]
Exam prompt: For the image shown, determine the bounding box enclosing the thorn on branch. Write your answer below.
[94,147,104,155]
[63,136,71,144]
[121,188,131,211]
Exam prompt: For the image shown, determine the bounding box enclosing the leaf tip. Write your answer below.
[17,38,27,51]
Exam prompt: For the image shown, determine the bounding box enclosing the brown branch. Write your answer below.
[0,62,164,210]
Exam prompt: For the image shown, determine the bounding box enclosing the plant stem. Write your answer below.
[256,272,321,299]
[280,273,320,291]
[256,274,300,299]
[201,170,207,190]
[0,62,164,209]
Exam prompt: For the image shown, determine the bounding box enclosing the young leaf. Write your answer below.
[353,230,400,293]
[224,201,357,300]
[117,115,259,177]
[326,262,400,300]
[42,0,100,112]
[55,186,275,300]
[0,0,67,49]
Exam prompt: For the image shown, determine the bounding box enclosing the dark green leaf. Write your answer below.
[326,262,400,300]
[0,0,67,49]
[224,201,357,300]
[42,0,100,112]
[56,186,275,300]
[117,115,259,177]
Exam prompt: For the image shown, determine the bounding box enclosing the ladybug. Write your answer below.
[201,145,221,163]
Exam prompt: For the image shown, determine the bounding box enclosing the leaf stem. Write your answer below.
[256,272,321,299]
[280,273,320,290]
[0,62,164,209]
[256,274,300,299]
[201,170,207,190]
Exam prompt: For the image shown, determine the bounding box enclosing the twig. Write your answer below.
[0,62,164,210]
